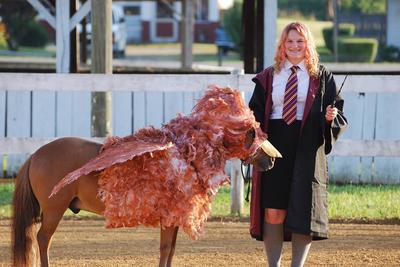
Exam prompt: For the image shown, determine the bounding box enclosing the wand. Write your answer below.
[332,74,348,107]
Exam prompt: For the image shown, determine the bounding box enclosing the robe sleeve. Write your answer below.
[322,68,348,154]
[249,82,266,130]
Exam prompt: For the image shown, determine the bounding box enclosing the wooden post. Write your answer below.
[56,0,70,73]
[230,90,245,215]
[91,0,112,137]
[70,0,78,73]
[242,0,255,73]
[181,0,193,69]
[264,0,277,68]
[80,16,88,64]
[230,159,244,215]
[27,0,91,72]
[256,0,264,72]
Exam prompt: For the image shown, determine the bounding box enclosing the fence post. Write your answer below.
[230,159,244,215]
[229,83,245,215]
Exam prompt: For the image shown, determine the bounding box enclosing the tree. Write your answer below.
[278,0,330,20]
[0,0,36,50]
[277,0,386,20]
[223,0,242,52]
[340,0,386,14]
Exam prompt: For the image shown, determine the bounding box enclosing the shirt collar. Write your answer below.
[284,60,306,72]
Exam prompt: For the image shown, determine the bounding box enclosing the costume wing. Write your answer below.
[50,140,174,197]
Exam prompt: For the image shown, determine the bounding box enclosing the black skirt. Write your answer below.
[261,119,301,209]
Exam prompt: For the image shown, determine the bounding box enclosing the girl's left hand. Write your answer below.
[325,105,338,122]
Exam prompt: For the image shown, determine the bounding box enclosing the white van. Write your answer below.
[80,4,127,57]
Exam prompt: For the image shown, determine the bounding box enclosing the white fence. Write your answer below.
[1,73,400,184]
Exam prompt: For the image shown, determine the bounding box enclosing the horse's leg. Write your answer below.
[159,226,179,267]
[167,227,179,267]
[37,209,65,267]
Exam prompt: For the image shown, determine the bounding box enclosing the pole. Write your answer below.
[242,0,255,73]
[230,159,244,215]
[70,0,78,73]
[181,0,193,69]
[255,0,264,72]
[91,0,112,137]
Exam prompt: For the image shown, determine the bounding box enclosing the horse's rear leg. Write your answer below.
[159,226,179,267]
[167,227,179,266]
[37,209,65,267]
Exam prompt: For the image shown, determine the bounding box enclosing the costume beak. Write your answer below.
[259,140,282,158]
[245,139,282,172]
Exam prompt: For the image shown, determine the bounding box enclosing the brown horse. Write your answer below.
[11,86,280,267]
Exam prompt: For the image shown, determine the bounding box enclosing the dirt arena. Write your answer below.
[1,219,399,266]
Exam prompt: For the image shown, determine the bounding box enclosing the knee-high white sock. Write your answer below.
[291,233,312,267]
[263,222,283,267]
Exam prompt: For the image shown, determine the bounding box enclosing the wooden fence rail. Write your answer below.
[1,73,400,186]
[2,137,400,157]
[1,73,400,92]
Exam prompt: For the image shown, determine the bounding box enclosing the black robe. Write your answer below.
[249,65,348,241]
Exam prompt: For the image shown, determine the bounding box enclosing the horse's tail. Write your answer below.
[12,156,41,266]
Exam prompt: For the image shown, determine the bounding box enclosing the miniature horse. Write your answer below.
[11,86,278,267]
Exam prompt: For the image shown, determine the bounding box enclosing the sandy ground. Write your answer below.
[1,219,399,267]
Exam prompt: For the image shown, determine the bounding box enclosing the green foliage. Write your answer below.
[6,18,48,48]
[18,19,49,47]
[0,183,13,206]
[278,0,386,19]
[338,37,378,62]
[322,23,356,52]
[278,0,330,20]
[379,45,400,62]
[0,183,13,217]
[211,185,251,217]
[328,184,400,220]
[0,26,7,47]
[222,0,242,52]
[0,1,36,50]
[340,0,386,14]
[2,183,399,221]
[212,184,400,220]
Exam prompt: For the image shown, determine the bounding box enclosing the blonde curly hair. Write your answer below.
[273,22,319,78]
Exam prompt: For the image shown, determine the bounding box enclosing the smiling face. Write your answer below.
[284,29,306,65]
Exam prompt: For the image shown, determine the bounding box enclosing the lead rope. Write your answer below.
[240,162,252,202]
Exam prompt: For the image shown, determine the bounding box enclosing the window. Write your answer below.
[157,0,174,18]
[194,0,209,21]
[124,6,140,16]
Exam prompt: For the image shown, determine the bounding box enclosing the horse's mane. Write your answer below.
[193,85,247,116]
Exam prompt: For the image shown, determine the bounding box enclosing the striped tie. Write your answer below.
[282,66,299,125]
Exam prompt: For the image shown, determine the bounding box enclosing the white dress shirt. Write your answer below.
[270,60,310,120]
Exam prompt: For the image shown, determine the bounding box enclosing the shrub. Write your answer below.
[379,45,400,62]
[322,23,356,52]
[19,19,49,47]
[223,0,242,53]
[6,18,48,48]
[338,37,378,62]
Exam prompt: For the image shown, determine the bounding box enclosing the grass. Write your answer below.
[212,184,400,221]
[0,183,13,217]
[1,183,399,222]
[0,45,56,57]
[210,186,251,217]
[328,184,400,221]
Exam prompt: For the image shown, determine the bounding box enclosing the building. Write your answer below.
[114,0,220,44]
